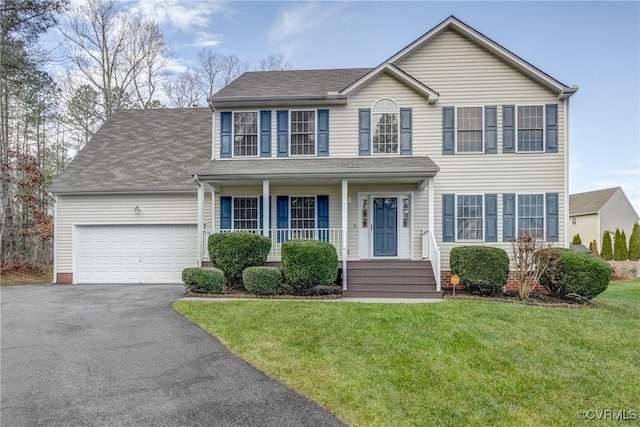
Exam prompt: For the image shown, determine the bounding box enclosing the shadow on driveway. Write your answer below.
[1,284,344,426]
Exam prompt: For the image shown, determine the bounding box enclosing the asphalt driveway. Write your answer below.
[1,284,344,426]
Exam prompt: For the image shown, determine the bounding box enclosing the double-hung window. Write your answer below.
[517,194,544,238]
[233,197,259,230]
[456,107,483,153]
[457,195,483,240]
[517,106,544,152]
[372,99,399,154]
[233,112,258,156]
[290,196,315,239]
[290,111,316,155]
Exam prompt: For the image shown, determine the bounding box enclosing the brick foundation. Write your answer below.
[56,273,73,285]
[441,271,544,292]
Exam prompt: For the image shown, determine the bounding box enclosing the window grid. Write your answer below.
[517,106,543,152]
[517,194,544,238]
[291,111,316,156]
[372,99,399,154]
[290,196,315,229]
[233,112,258,156]
[233,197,258,230]
[457,195,483,240]
[456,107,483,152]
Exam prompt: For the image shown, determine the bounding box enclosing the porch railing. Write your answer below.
[205,228,343,261]
[422,228,441,291]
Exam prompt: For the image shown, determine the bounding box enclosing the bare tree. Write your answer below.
[257,54,293,71]
[510,232,553,300]
[195,49,248,97]
[163,70,202,108]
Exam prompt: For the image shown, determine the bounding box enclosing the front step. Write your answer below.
[346,260,441,299]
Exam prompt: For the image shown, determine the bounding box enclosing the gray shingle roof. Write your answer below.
[569,187,620,216]
[211,68,372,99]
[49,108,211,194]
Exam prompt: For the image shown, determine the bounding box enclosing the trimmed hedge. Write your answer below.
[182,267,225,294]
[538,250,612,299]
[208,232,271,289]
[281,240,338,295]
[243,266,281,295]
[450,246,509,296]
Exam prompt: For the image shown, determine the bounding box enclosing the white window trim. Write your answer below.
[514,105,546,154]
[454,105,485,154]
[232,111,260,158]
[288,195,317,229]
[289,109,318,157]
[515,192,546,239]
[370,98,400,156]
[454,193,485,242]
[231,196,260,230]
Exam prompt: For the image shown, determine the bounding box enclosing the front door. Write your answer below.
[373,198,397,257]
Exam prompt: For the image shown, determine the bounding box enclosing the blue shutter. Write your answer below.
[442,107,455,155]
[442,194,455,242]
[259,196,263,230]
[400,108,412,155]
[317,195,329,241]
[503,193,515,241]
[546,192,559,242]
[485,106,497,154]
[502,105,515,153]
[277,196,288,242]
[220,112,232,158]
[260,110,271,157]
[276,110,288,157]
[358,109,371,156]
[545,104,558,153]
[485,194,497,242]
[317,109,329,156]
[220,197,232,230]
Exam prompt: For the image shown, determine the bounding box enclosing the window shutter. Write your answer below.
[220,196,232,230]
[442,194,455,242]
[317,109,329,157]
[546,192,559,242]
[260,110,271,157]
[276,110,288,157]
[485,194,497,242]
[502,105,515,153]
[485,106,497,154]
[545,104,558,153]
[358,109,371,156]
[503,193,515,241]
[442,107,455,155]
[276,196,288,242]
[317,195,329,241]
[259,196,264,230]
[400,108,412,155]
[220,112,232,158]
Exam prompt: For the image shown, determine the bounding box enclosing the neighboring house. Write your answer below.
[49,16,578,297]
[569,187,640,246]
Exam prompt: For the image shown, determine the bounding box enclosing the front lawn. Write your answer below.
[174,281,640,426]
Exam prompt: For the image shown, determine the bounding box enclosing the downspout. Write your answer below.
[564,98,570,248]
[52,193,58,283]
[194,175,205,267]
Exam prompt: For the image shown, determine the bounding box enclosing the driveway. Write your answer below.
[1,284,344,426]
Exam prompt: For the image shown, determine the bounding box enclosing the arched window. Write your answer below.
[372,98,399,154]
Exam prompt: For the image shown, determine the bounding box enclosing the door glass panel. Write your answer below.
[402,198,409,227]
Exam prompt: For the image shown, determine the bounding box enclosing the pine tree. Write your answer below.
[572,234,582,245]
[629,223,640,260]
[621,230,628,260]
[613,228,626,260]
[601,231,613,260]
[590,239,599,257]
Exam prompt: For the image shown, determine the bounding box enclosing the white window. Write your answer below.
[290,196,315,229]
[517,194,544,238]
[517,106,544,152]
[571,217,577,225]
[233,197,259,230]
[456,107,483,152]
[457,195,483,240]
[233,112,258,156]
[290,111,316,155]
[372,98,399,154]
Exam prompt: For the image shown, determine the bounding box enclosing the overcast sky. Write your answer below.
[50,1,640,213]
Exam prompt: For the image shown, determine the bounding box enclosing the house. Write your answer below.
[49,16,578,297]
[569,187,640,247]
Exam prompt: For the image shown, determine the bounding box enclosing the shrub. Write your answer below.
[281,240,339,295]
[208,232,271,289]
[572,234,582,245]
[243,266,281,295]
[629,223,640,260]
[589,239,599,257]
[182,267,225,294]
[535,248,571,296]
[450,246,509,296]
[538,251,611,299]
[613,228,628,260]
[308,285,342,296]
[601,231,613,260]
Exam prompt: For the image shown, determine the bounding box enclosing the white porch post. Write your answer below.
[211,189,216,234]
[262,180,270,236]
[341,179,348,290]
[428,177,435,233]
[196,178,205,267]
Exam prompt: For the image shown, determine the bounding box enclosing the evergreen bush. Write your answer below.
[243,266,281,295]
[182,267,225,294]
[538,251,612,299]
[629,223,640,260]
[601,231,613,260]
[281,240,338,295]
[572,234,582,245]
[450,246,509,296]
[208,232,272,289]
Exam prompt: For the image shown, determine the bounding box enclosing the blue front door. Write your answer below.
[373,198,397,257]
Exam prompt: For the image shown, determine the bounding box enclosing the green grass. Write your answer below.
[174,280,640,426]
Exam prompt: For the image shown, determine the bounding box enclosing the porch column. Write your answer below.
[211,189,216,235]
[428,177,435,232]
[262,180,270,236]
[197,179,205,267]
[341,179,348,290]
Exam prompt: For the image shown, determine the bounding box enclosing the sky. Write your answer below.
[49,1,640,213]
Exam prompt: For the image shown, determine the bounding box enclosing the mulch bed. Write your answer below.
[443,288,593,308]
[186,291,342,300]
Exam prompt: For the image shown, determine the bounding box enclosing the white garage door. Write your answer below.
[75,224,198,284]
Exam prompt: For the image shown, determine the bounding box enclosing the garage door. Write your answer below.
[75,224,198,284]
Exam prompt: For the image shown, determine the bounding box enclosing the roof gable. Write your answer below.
[569,187,620,216]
